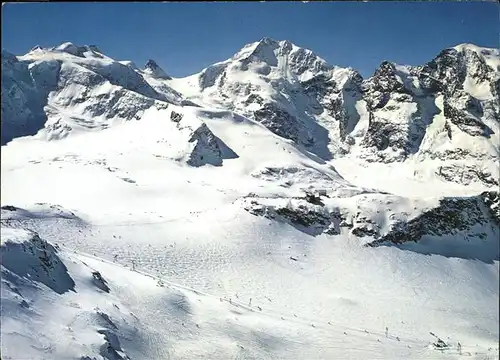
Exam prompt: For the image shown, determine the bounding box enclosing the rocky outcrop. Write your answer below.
[185,123,224,167]
[368,191,499,247]
[143,59,171,80]
[481,191,500,224]
[170,110,183,123]
[53,42,104,58]
[419,46,496,95]
[253,103,304,144]
[435,164,498,187]
[92,271,110,293]
[97,329,130,360]
[0,228,75,294]
[359,63,434,162]
[354,44,499,178]
[173,114,237,167]
[242,189,499,253]
[418,46,497,140]
[1,52,60,144]
[442,92,492,137]
[244,199,333,236]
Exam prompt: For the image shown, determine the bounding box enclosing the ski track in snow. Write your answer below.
[5,233,493,360]
[1,202,498,359]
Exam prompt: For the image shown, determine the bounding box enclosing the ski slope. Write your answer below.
[1,106,498,359]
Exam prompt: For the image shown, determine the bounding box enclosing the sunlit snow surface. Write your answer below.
[1,105,498,359]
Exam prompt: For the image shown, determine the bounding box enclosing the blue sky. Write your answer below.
[2,2,498,78]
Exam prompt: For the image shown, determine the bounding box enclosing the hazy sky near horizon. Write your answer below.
[2,2,499,78]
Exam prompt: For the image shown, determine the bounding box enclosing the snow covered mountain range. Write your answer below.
[170,38,499,186]
[3,39,499,185]
[1,38,499,359]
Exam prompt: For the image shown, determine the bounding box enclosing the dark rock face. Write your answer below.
[168,114,238,167]
[481,191,500,224]
[253,103,302,143]
[1,205,19,212]
[289,47,332,76]
[244,199,334,236]
[170,110,183,123]
[144,59,171,80]
[243,190,499,255]
[362,119,404,154]
[300,72,360,144]
[419,48,466,95]
[98,329,130,360]
[301,74,337,97]
[360,61,436,161]
[145,59,160,71]
[0,230,76,294]
[244,93,265,107]
[416,48,496,141]
[92,271,110,293]
[243,193,383,238]
[417,46,494,95]
[490,78,500,99]
[442,94,492,137]
[357,45,498,170]
[368,192,499,247]
[242,187,498,262]
[351,216,380,238]
[304,192,324,206]
[1,54,61,145]
[275,206,330,227]
[435,164,498,187]
[363,61,407,111]
[301,71,363,143]
[185,123,224,167]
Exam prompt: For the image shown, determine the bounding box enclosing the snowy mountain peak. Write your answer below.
[252,37,294,54]
[259,36,280,46]
[1,40,190,144]
[240,37,282,53]
[453,43,500,72]
[232,37,332,77]
[172,37,360,160]
[119,60,138,70]
[453,43,500,56]
[143,59,171,80]
[375,60,396,73]
[281,39,293,50]
[29,45,43,53]
[50,42,105,59]
[233,37,281,65]
[53,41,77,52]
